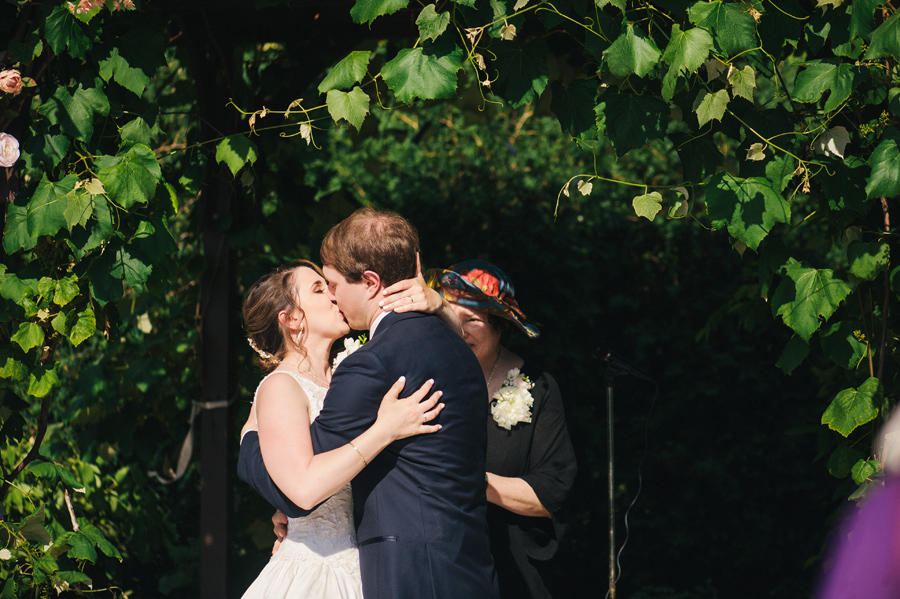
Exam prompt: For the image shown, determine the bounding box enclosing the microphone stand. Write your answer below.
[596,344,651,599]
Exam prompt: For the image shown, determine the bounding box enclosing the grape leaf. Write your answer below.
[771,260,852,340]
[381,41,463,103]
[847,240,889,280]
[822,377,882,437]
[693,89,729,127]
[865,128,900,199]
[687,1,757,57]
[53,276,79,307]
[26,461,85,492]
[42,5,93,60]
[417,5,450,42]
[492,39,549,108]
[27,174,79,238]
[64,185,94,231]
[632,192,663,221]
[604,24,662,78]
[98,46,150,97]
[350,0,411,26]
[707,173,790,250]
[792,60,855,113]
[729,65,756,102]
[40,81,110,143]
[863,11,900,61]
[827,443,863,478]
[11,322,44,353]
[2,202,37,254]
[550,79,598,139]
[850,458,882,485]
[326,87,371,131]
[318,51,372,94]
[776,334,809,374]
[599,90,670,156]
[69,306,96,347]
[97,145,161,209]
[661,25,713,101]
[214,135,258,178]
[28,365,60,398]
[820,319,867,370]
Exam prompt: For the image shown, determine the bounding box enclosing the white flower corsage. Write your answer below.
[331,335,367,373]
[491,368,534,430]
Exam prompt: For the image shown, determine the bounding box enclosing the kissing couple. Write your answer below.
[237,207,500,598]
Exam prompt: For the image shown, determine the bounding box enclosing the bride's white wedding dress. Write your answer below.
[242,372,363,599]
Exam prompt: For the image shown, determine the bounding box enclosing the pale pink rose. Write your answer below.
[0,133,20,168]
[0,70,22,97]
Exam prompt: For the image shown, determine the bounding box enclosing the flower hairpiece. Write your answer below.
[491,368,534,430]
[247,337,278,363]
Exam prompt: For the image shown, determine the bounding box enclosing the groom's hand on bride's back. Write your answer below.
[271,510,288,555]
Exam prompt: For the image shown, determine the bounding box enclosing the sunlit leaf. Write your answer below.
[707,173,790,250]
[11,322,43,353]
[694,89,729,127]
[27,174,79,238]
[661,25,713,101]
[381,40,463,102]
[865,128,900,199]
[728,65,756,102]
[847,240,889,280]
[98,46,150,96]
[746,142,766,161]
[28,365,60,398]
[318,51,373,93]
[215,135,258,178]
[822,378,881,436]
[851,458,882,484]
[326,87,370,130]
[350,0,410,25]
[687,1,757,57]
[604,24,662,78]
[863,11,900,60]
[97,144,161,209]
[792,60,855,113]
[771,260,851,340]
[632,192,663,221]
[68,306,96,347]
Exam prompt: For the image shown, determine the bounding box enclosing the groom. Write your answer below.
[240,207,499,598]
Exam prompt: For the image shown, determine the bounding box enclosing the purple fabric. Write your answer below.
[816,477,900,599]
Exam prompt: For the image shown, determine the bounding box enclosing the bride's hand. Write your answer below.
[376,376,444,441]
[380,272,443,314]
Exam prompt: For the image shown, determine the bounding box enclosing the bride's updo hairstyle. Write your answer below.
[242,259,321,373]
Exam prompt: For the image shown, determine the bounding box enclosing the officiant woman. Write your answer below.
[416,260,578,599]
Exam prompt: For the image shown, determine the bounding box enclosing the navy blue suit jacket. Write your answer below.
[238,311,499,599]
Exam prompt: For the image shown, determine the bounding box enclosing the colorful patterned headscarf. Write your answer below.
[425,260,540,338]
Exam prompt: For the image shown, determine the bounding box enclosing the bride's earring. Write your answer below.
[296,324,304,343]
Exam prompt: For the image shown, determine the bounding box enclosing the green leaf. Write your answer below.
[604,24,662,78]
[52,310,71,337]
[851,458,882,484]
[847,240,890,280]
[11,322,44,353]
[0,355,28,381]
[19,508,52,545]
[318,51,373,94]
[550,79,598,139]
[492,39,549,108]
[381,41,463,103]
[687,1,758,58]
[23,120,71,171]
[661,25,713,101]
[596,0,626,12]
[42,5,93,60]
[827,443,863,478]
[29,364,60,398]
[820,319,867,370]
[350,0,410,25]
[97,145,162,209]
[706,173,790,250]
[69,306,96,347]
[764,154,795,193]
[693,89,730,127]
[632,192,663,221]
[98,46,151,96]
[66,532,98,563]
[121,116,154,146]
[776,334,809,374]
[849,0,879,41]
[53,276,80,307]
[417,5,450,42]
[26,461,85,492]
[863,11,900,60]
[84,196,115,252]
[822,378,882,436]
[76,522,122,560]
[55,570,92,588]
[326,87,371,131]
[771,260,852,340]
[865,129,900,199]
[130,217,178,263]
[728,65,756,102]
[87,242,152,303]
[41,81,110,143]
[599,90,670,156]
[792,60,855,113]
[27,174,79,238]
[63,184,94,231]
[215,135,259,178]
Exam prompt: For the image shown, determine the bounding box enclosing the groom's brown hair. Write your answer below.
[320,207,419,287]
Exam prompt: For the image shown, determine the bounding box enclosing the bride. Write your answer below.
[237,259,446,599]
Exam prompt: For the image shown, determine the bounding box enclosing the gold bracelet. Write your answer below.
[349,441,367,466]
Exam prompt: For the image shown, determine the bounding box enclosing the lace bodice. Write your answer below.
[252,372,360,578]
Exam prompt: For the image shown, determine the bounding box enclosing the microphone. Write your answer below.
[593,343,654,382]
